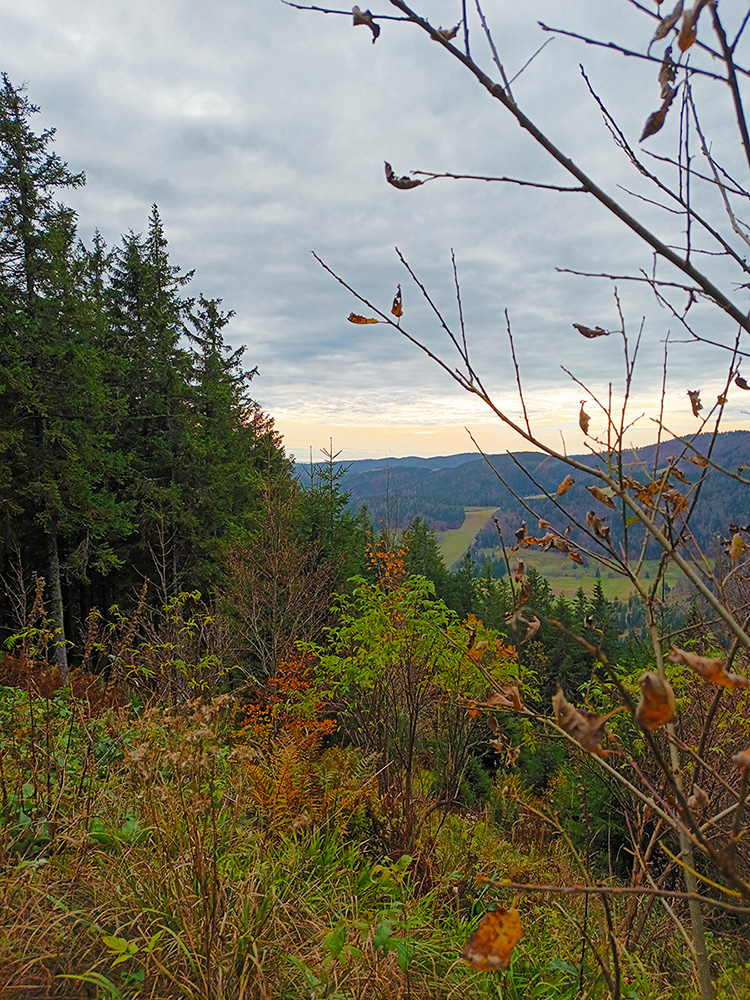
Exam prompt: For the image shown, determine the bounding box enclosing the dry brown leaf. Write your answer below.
[640,90,677,141]
[667,646,750,689]
[651,0,683,43]
[568,550,583,564]
[687,785,709,812]
[678,0,709,51]
[434,23,460,42]
[518,579,530,605]
[463,909,523,971]
[659,46,676,98]
[579,401,591,435]
[732,749,750,771]
[523,615,541,642]
[635,672,676,730]
[557,474,575,496]
[513,560,526,583]
[664,488,687,513]
[587,509,611,542]
[384,161,422,190]
[469,639,489,661]
[391,284,403,318]
[347,313,379,325]
[687,389,702,416]
[670,466,690,485]
[587,485,616,509]
[684,454,708,467]
[352,5,380,42]
[573,323,610,339]
[487,684,525,712]
[553,687,611,753]
[514,522,527,544]
[735,374,750,390]
[538,517,551,533]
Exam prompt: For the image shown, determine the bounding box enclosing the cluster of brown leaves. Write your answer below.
[642,1,710,141]
[511,518,583,564]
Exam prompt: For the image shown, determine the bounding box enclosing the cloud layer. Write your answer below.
[3,0,749,458]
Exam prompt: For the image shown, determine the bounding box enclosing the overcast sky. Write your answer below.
[3,0,750,460]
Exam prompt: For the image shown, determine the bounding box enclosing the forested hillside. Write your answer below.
[331,431,749,541]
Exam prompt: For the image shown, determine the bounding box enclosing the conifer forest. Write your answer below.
[2,3,750,998]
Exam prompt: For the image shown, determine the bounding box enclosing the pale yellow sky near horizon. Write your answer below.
[278,412,750,463]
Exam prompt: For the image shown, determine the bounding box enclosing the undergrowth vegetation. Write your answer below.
[1,555,748,999]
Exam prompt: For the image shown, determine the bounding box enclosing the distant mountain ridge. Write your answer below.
[296,431,750,551]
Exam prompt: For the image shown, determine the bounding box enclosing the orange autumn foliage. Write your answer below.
[236,651,336,744]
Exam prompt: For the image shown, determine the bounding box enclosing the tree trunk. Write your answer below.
[46,526,68,680]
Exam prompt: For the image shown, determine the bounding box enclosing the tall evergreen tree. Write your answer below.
[0,77,126,670]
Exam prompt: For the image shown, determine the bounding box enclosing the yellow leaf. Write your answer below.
[347,313,379,325]
[463,909,523,971]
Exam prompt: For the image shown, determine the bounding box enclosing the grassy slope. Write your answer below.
[438,508,681,598]
[436,507,497,568]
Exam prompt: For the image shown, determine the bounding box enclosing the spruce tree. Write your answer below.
[0,77,124,671]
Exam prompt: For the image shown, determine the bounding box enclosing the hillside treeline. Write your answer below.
[0,76,368,675]
[337,433,749,553]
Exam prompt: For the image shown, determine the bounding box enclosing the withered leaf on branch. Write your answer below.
[729,533,744,564]
[579,401,591,435]
[667,646,750,689]
[640,88,677,141]
[538,517,551,533]
[732,749,750,771]
[735,374,750,390]
[687,389,703,417]
[553,687,613,754]
[651,0,683,44]
[384,161,422,190]
[391,284,403,318]
[587,485,616,509]
[573,323,610,339]
[352,6,380,42]
[684,454,708,467]
[486,684,525,712]
[556,474,575,496]
[687,785,710,812]
[469,640,489,661]
[514,522,527,544]
[523,615,541,642]
[568,550,583,564]
[513,559,526,583]
[678,0,709,52]
[518,578,531,605]
[659,46,676,99]
[434,23,460,42]
[634,672,675,730]
[347,313,380,325]
[669,466,690,485]
[587,510,611,542]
